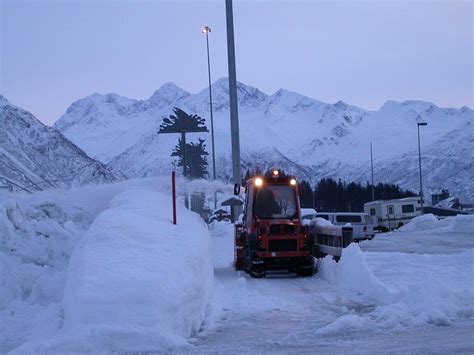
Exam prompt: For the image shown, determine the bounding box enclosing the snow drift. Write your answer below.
[399,213,474,233]
[318,243,474,334]
[1,180,215,353]
[12,188,214,353]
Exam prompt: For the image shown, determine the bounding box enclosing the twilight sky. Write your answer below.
[1,0,473,125]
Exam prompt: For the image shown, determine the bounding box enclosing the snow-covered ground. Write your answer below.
[1,182,473,353]
[192,214,474,353]
[0,179,214,353]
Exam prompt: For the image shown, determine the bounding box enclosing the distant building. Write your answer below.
[432,189,450,205]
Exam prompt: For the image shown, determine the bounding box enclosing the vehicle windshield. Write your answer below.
[254,185,297,219]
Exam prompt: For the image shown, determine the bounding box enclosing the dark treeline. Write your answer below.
[243,169,416,213]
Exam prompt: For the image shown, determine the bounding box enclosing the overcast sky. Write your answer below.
[1,0,473,125]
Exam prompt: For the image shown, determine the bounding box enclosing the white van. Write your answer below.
[314,212,375,241]
[364,197,422,231]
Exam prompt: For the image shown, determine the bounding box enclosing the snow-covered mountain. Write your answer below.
[0,95,120,192]
[54,79,474,200]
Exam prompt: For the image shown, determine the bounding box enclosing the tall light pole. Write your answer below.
[225,0,242,221]
[202,26,216,184]
[417,122,427,214]
[370,142,375,201]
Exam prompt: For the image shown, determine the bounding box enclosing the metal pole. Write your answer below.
[205,29,216,182]
[370,142,375,201]
[417,124,424,214]
[225,0,241,185]
[172,171,177,225]
[225,0,242,221]
[203,27,217,210]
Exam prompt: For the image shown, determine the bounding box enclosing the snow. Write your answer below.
[300,207,317,217]
[1,179,473,353]
[319,243,473,330]
[0,96,120,191]
[319,244,390,301]
[52,78,474,200]
[208,221,235,269]
[399,213,474,233]
[0,179,214,353]
[312,216,333,227]
[193,208,473,352]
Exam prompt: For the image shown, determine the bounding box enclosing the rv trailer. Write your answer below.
[364,197,422,231]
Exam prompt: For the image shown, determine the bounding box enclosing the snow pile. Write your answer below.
[398,213,440,231]
[317,314,367,335]
[318,244,390,301]
[318,243,474,333]
[0,191,100,352]
[311,217,333,227]
[208,221,235,269]
[1,179,217,353]
[399,213,474,233]
[19,189,213,353]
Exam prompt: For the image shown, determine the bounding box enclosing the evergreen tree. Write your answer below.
[171,138,209,179]
[313,177,416,212]
[299,180,314,208]
[158,107,208,177]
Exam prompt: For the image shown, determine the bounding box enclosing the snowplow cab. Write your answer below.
[234,170,314,277]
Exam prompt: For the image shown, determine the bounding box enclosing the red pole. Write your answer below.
[172,171,177,225]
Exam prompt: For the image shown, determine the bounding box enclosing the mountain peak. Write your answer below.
[190,77,267,110]
[334,100,348,110]
[0,95,11,108]
[149,82,190,106]
[270,88,315,104]
[379,99,440,115]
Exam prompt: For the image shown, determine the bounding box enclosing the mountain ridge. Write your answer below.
[51,79,474,201]
[0,95,121,192]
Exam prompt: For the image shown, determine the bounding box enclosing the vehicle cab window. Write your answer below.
[254,185,296,219]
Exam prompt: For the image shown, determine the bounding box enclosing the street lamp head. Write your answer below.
[202,26,211,34]
[417,122,428,126]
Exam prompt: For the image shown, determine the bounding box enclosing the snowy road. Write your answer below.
[187,220,474,353]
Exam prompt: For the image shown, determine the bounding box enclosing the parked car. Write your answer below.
[314,212,375,241]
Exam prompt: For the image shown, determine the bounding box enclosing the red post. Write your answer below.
[172,171,177,225]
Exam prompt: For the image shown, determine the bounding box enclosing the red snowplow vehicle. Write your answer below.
[234,170,315,278]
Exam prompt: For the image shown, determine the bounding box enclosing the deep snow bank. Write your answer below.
[0,188,108,352]
[318,243,474,333]
[399,213,474,233]
[1,178,216,353]
[1,181,169,352]
[31,189,213,353]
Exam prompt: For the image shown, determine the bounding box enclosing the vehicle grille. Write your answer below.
[269,239,297,252]
[269,224,296,235]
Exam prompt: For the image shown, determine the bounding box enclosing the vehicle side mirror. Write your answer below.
[234,183,241,196]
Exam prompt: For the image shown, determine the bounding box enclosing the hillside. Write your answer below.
[53,79,474,200]
[0,95,120,191]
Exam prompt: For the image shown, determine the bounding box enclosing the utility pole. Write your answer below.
[202,25,217,210]
[225,0,241,220]
[417,122,428,214]
[202,26,216,182]
[370,142,375,201]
